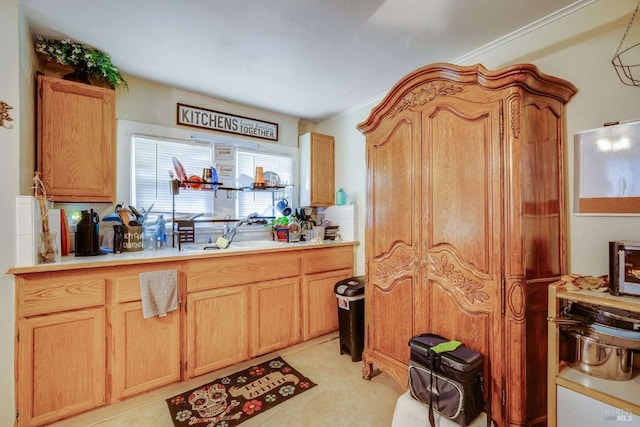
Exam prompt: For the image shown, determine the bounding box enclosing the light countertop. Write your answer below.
[7,239,359,275]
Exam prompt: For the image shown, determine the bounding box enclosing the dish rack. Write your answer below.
[169,178,292,248]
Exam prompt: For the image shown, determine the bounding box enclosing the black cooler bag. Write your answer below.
[408,333,486,427]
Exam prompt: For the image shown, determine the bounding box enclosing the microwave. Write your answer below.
[609,241,640,297]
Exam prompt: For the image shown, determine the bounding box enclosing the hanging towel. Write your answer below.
[139,269,179,319]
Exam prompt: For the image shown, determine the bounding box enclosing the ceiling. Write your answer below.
[22,0,587,124]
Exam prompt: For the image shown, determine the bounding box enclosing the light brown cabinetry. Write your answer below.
[108,270,182,401]
[187,286,251,377]
[299,132,335,206]
[37,75,115,202]
[185,251,302,377]
[302,270,351,340]
[12,243,355,425]
[302,246,354,340]
[358,63,576,427]
[252,277,301,355]
[16,271,106,427]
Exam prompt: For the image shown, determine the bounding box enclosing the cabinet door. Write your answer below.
[18,308,105,427]
[423,96,504,419]
[364,110,422,385]
[186,286,250,378]
[251,277,301,356]
[302,269,353,340]
[37,75,115,202]
[300,132,335,206]
[109,301,181,401]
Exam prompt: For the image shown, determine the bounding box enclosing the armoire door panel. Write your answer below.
[425,102,502,274]
[521,102,563,279]
[370,276,414,363]
[429,253,502,419]
[370,117,417,257]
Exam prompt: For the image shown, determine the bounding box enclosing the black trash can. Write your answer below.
[334,276,365,362]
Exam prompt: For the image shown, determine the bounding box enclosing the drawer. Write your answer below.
[112,274,143,303]
[18,272,105,317]
[302,246,354,274]
[111,264,183,303]
[188,251,301,292]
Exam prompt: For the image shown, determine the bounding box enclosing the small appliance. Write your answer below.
[609,241,640,297]
[75,209,102,256]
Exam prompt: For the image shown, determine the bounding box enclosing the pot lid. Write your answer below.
[568,302,640,332]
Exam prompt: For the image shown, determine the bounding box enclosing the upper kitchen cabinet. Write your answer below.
[37,75,115,202]
[299,132,334,206]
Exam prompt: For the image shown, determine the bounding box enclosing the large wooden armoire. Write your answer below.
[357,63,576,427]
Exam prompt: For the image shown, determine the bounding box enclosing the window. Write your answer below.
[237,150,293,218]
[132,134,294,222]
[132,135,214,218]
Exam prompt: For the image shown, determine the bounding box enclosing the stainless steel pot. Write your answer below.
[561,330,633,381]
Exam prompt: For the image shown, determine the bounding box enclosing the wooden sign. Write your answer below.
[177,103,278,141]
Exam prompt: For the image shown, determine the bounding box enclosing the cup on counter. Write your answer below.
[313,226,325,240]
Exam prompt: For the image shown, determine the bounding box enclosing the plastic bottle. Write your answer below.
[155,214,167,248]
[336,188,347,206]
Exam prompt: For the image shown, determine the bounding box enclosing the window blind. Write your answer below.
[237,150,293,218]
[132,135,294,221]
[132,136,214,217]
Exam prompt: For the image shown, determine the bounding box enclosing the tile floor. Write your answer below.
[52,333,405,427]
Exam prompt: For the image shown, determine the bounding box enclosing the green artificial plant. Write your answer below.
[35,36,128,90]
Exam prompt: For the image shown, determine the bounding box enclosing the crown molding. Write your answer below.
[320,0,598,127]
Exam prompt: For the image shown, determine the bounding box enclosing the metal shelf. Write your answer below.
[169,179,293,247]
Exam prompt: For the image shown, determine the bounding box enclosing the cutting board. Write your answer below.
[60,209,70,256]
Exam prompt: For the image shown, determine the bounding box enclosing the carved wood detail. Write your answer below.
[507,280,526,321]
[393,82,462,115]
[373,251,415,285]
[510,97,521,138]
[429,253,489,305]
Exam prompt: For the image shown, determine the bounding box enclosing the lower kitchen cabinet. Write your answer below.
[302,269,353,340]
[252,277,301,356]
[15,270,106,427]
[18,308,105,427]
[301,245,355,341]
[186,286,251,378]
[108,301,181,401]
[108,269,183,401]
[11,243,356,425]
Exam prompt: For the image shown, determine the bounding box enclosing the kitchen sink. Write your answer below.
[230,240,287,248]
[181,240,286,251]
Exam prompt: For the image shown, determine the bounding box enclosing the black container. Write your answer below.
[113,224,124,254]
[408,333,485,426]
[75,209,101,256]
[334,276,365,361]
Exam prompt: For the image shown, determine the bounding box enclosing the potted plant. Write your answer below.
[270,216,290,242]
[35,36,128,90]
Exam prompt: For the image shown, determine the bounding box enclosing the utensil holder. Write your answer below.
[122,226,144,252]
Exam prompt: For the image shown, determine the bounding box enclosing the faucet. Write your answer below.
[222,213,260,243]
[222,220,242,242]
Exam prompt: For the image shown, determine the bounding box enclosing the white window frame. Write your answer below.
[118,121,299,227]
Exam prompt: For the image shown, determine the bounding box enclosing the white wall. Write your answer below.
[320,0,640,277]
[1,0,22,423]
